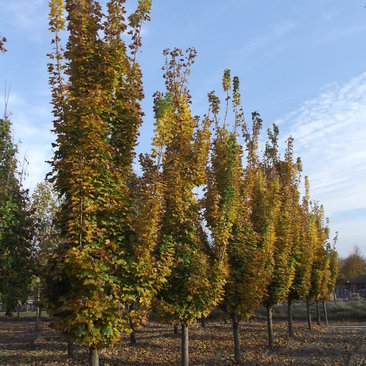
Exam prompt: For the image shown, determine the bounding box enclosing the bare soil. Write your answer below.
[0,318,365,365]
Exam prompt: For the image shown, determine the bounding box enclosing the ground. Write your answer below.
[0,314,365,365]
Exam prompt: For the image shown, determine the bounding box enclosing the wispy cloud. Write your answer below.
[314,24,366,45]
[226,20,296,65]
[276,72,366,255]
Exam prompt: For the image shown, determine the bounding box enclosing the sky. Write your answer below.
[1,0,366,257]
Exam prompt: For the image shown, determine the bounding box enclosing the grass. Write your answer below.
[2,299,366,324]
[0,311,51,322]
[2,299,366,323]
[253,300,366,322]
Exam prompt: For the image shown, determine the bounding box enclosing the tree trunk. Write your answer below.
[130,330,136,345]
[316,300,321,325]
[5,309,13,317]
[129,318,136,345]
[232,312,241,365]
[288,300,294,338]
[306,301,312,330]
[17,304,20,318]
[201,317,206,328]
[323,301,328,325]
[333,290,336,303]
[35,287,41,331]
[67,338,74,358]
[266,306,274,348]
[89,347,99,366]
[36,306,40,331]
[181,324,189,366]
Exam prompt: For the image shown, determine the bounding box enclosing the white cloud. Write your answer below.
[276,72,366,256]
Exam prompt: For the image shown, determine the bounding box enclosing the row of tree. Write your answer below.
[0,1,338,366]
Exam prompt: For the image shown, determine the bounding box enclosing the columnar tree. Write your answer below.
[306,202,329,328]
[154,48,226,366]
[287,176,315,337]
[204,73,244,364]
[204,73,274,364]
[230,112,279,355]
[0,114,33,315]
[30,180,61,327]
[126,151,175,345]
[319,233,338,325]
[45,1,154,364]
[262,127,298,348]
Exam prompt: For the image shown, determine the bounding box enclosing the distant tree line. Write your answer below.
[338,246,366,280]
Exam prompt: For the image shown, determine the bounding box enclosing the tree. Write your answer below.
[154,48,226,366]
[306,202,330,329]
[262,127,299,348]
[0,113,33,315]
[204,74,274,363]
[30,180,61,328]
[125,152,175,346]
[45,1,153,364]
[327,236,339,298]
[287,175,315,337]
[204,72,245,365]
[30,181,61,259]
[319,234,338,325]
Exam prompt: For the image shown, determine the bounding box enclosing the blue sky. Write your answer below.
[1,0,366,257]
